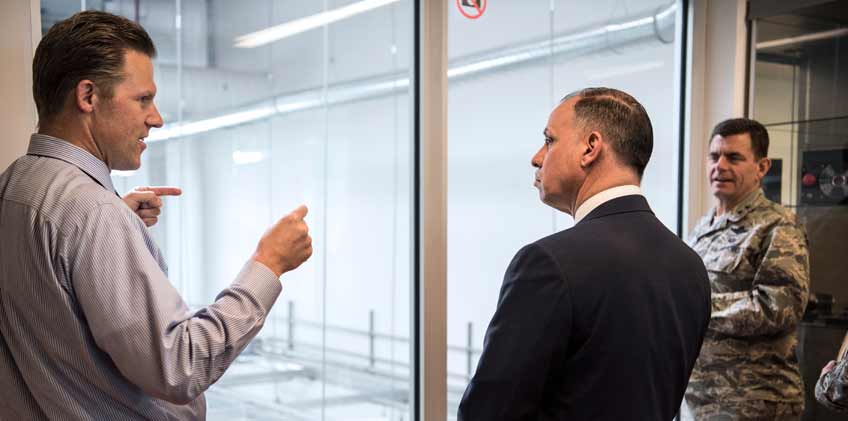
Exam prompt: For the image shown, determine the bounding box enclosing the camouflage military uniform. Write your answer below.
[816,356,848,413]
[685,189,810,420]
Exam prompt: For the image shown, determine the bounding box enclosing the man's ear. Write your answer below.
[74,79,97,114]
[756,156,771,181]
[580,131,603,168]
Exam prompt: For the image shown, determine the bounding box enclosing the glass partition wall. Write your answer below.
[446,1,686,417]
[41,1,415,419]
[39,0,688,419]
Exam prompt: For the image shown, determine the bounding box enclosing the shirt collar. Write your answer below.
[710,188,765,226]
[574,185,642,223]
[693,189,766,240]
[27,133,116,193]
[726,188,765,221]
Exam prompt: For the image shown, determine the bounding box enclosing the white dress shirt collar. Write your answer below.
[573,185,642,224]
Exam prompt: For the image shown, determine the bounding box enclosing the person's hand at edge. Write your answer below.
[821,360,838,378]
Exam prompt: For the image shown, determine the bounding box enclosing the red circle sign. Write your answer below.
[456,0,486,20]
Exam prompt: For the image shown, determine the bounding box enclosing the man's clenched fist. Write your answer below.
[252,205,313,277]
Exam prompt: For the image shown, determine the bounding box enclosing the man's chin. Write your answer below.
[711,184,732,196]
[538,193,561,211]
[712,189,737,203]
[112,161,142,171]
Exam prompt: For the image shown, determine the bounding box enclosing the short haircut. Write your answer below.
[561,87,654,178]
[710,118,770,159]
[32,10,156,123]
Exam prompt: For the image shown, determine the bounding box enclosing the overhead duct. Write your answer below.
[148,3,677,143]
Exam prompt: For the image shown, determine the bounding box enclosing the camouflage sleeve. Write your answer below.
[709,222,809,337]
[816,358,848,413]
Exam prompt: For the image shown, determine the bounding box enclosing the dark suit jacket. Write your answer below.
[458,195,711,420]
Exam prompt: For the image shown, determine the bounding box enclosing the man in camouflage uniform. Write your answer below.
[684,118,810,420]
[815,332,848,413]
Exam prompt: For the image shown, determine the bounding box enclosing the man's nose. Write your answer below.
[148,103,164,128]
[531,146,544,168]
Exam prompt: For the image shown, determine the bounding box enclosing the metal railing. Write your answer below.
[267,300,482,380]
[207,300,484,417]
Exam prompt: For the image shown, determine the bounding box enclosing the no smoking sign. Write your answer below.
[456,0,486,20]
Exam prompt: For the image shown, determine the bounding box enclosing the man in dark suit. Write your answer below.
[458,87,712,420]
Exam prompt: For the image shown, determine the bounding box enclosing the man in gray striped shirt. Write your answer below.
[0,11,312,420]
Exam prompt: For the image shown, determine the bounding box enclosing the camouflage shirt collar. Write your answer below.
[692,189,766,240]
[723,188,765,223]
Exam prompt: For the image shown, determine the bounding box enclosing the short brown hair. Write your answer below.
[32,10,156,123]
[710,118,769,159]
[562,88,654,177]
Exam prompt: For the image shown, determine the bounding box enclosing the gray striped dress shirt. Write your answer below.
[0,134,282,420]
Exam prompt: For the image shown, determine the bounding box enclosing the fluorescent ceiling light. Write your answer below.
[147,104,276,141]
[234,0,401,48]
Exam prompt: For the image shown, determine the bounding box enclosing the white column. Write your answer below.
[683,0,748,236]
[0,0,40,172]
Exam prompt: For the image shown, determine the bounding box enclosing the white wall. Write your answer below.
[0,0,40,172]
[684,0,748,236]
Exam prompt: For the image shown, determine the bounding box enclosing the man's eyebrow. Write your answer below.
[543,129,552,138]
[709,151,744,158]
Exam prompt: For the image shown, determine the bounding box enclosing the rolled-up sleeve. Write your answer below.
[69,203,281,404]
[709,223,809,338]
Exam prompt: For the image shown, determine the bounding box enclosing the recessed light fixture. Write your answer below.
[234,0,401,48]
